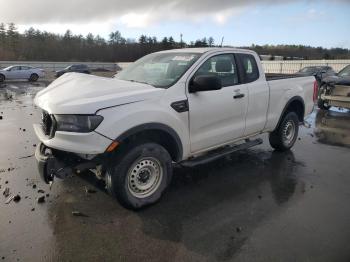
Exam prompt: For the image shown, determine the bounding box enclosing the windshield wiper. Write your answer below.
[128,79,155,87]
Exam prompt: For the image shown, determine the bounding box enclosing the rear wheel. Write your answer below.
[105,143,173,210]
[29,73,39,82]
[0,74,4,82]
[269,112,299,151]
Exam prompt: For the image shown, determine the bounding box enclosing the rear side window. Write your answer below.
[194,54,239,87]
[237,54,259,83]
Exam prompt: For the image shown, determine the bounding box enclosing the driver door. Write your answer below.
[187,54,248,153]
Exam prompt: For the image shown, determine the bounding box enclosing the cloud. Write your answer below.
[0,0,349,28]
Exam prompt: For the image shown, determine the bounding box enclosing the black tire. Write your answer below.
[105,143,173,210]
[269,112,299,152]
[317,99,331,110]
[29,73,39,82]
[0,74,4,82]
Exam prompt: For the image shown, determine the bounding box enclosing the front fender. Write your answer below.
[95,100,191,159]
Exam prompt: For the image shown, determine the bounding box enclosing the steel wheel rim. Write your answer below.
[127,157,163,198]
[282,120,296,146]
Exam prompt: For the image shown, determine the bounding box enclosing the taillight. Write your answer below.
[313,80,318,103]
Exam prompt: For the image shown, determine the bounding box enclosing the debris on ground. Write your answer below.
[3,187,10,197]
[5,195,15,204]
[37,196,45,203]
[32,184,36,189]
[0,116,2,120]
[72,211,89,217]
[236,227,242,233]
[31,208,35,211]
[84,186,97,194]
[18,154,34,159]
[38,189,45,194]
[13,194,21,202]
[258,195,262,199]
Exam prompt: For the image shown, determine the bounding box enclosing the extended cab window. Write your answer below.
[194,54,238,87]
[237,54,259,83]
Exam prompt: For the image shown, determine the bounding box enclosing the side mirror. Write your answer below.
[189,75,222,93]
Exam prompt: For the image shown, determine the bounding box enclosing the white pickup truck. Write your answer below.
[34,48,316,209]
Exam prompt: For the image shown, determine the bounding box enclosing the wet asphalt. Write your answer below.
[0,80,350,262]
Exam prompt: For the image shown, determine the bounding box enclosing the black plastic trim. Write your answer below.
[274,96,305,130]
[171,100,189,112]
[116,123,183,161]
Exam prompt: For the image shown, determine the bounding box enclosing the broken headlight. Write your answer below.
[54,115,103,133]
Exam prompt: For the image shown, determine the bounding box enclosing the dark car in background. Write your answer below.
[296,66,336,77]
[296,66,336,88]
[317,65,350,110]
[55,64,91,78]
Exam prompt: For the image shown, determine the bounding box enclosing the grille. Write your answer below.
[41,111,56,137]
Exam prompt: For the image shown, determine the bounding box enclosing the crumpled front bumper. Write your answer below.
[35,142,72,183]
[35,142,98,184]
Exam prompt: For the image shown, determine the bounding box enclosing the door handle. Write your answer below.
[233,93,245,99]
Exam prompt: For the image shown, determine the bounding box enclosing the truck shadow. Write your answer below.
[47,148,303,261]
[136,149,302,260]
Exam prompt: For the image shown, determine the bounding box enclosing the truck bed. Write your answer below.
[265,73,307,81]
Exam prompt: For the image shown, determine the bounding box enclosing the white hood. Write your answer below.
[34,73,164,114]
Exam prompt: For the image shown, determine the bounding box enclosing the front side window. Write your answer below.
[193,54,239,87]
[116,52,201,88]
[237,53,259,83]
[10,66,20,71]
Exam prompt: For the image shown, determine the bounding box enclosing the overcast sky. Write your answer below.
[1,0,349,48]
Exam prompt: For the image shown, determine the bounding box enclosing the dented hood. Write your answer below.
[34,73,163,114]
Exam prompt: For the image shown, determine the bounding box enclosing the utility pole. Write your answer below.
[180,33,183,48]
[220,37,224,47]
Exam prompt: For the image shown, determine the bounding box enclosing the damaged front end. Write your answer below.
[35,142,102,184]
[320,83,350,109]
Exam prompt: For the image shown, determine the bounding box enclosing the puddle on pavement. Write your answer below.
[314,109,350,148]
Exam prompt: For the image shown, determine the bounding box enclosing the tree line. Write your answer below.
[0,22,349,62]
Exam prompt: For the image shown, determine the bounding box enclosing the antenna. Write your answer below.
[220,37,224,47]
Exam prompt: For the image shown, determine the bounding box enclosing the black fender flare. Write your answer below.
[116,123,183,162]
[274,96,305,130]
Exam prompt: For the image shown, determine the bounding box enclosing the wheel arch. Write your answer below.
[115,123,183,162]
[274,96,305,130]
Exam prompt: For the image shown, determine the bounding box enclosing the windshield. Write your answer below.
[116,52,201,88]
[299,67,319,73]
[2,66,13,71]
[338,65,350,77]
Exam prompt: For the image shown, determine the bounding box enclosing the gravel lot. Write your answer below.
[0,79,350,262]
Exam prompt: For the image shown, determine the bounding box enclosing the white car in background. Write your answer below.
[0,65,45,82]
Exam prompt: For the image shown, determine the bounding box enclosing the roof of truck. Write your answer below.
[159,47,256,54]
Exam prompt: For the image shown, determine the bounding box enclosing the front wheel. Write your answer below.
[0,74,5,82]
[269,112,299,151]
[105,143,173,210]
